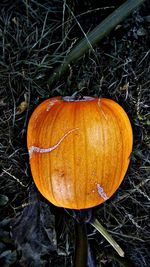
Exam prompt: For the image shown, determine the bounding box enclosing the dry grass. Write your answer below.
[0,0,150,266]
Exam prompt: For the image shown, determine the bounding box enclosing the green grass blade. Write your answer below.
[90,218,125,257]
[48,0,146,85]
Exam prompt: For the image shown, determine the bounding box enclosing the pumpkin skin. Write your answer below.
[27,96,133,209]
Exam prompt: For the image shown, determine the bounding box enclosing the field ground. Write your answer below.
[0,1,150,266]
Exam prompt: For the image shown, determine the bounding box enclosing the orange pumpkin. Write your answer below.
[27,96,133,209]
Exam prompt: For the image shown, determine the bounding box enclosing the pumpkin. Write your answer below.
[27,96,133,209]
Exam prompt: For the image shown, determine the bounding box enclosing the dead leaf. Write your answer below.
[16,94,29,115]
[11,185,57,267]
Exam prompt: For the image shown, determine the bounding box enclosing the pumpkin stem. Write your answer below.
[72,209,96,267]
[90,218,125,258]
[74,222,96,267]
[62,95,95,102]
[74,222,88,267]
[65,208,92,223]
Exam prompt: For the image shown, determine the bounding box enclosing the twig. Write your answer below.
[2,169,27,187]
[114,179,150,203]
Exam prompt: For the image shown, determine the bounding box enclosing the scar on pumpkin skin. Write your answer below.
[97,184,109,200]
[46,99,61,111]
[29,128,79,158]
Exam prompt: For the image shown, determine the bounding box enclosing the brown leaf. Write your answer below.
[16,94,29,115]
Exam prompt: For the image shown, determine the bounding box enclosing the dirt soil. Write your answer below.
[0,1,150,266]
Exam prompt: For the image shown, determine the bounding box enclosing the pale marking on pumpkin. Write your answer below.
[33,110,43,128]
[29,128,79,158]
[97,184,109,200]
[34,110,43,120]
[46,99,60,111]
[97,99,107,120]
[98,98,101,107]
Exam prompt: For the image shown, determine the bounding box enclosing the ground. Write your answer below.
[0,0,150,267]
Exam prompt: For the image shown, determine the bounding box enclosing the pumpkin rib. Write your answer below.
[40,109,54,204]
[108,101,133,153]
[63,114,79,206]
[47,103,65,206]
[107,106,123,196]
[32,107,51,198]
[102,102,124,195]
[112,108,126,194]
[101,104,123,196]
[98,105,107,198]
[36,110,50,202]
[110,110,122,196]
[66,105,79,208]
[101,99,133,152]
[101,106,106,202]
[48,103,64,206]
[100,105,112,199]
[102,101,132,194]
[73,104,78,209]
[35,109,51,203]
[37,112,49,200]
[54,103,73,207]
[96,101,107,203]
[58,104,79,208]
[39,114,50,202]
[83,104,88,209]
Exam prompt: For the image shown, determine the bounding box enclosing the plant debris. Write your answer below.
[0,0,150,266]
